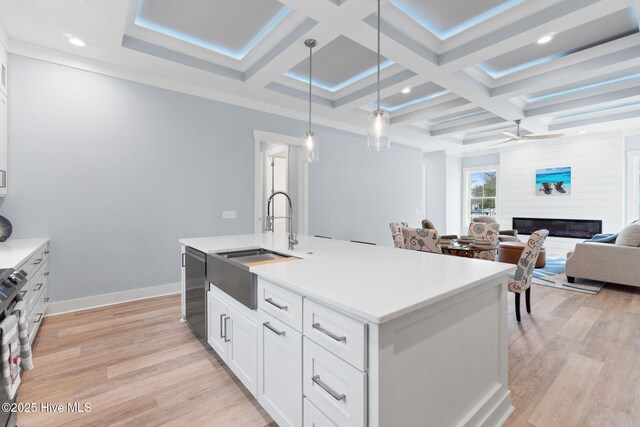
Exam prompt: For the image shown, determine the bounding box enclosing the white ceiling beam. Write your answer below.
[550,108,640,130]
[439,0,631,72]
[491,43,640,100]
[431,117,506,137]
[390,98,471,126]
[525,85,640,117]
[245,0,380,87]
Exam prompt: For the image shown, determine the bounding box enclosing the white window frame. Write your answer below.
[463,165,499,230]
[627,150,640,223]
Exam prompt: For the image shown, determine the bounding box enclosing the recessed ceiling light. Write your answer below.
[578,130,587,134]
[536,34,554,44]
[68,37,86,47]
[401,87,411,94]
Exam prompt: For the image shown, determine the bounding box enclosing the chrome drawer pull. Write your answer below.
[44,272,50,276]
[312,375,345,401]
[44,297,49,303]
[223,316,230,342]
[265,297,288,311]
[44,250,50,255]
[33,259,43,265]
[18,290,26,298]
[33,283,43,291]
[219,313,226,339]
[263,322,286,336]
[312,323,347,342]
[34,313,43,324]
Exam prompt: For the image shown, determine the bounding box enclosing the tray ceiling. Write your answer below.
[2,0,640,152]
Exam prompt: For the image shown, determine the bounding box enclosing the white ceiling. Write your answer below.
[1,0,640,153]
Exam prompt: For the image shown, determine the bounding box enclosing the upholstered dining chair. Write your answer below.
[401,227,442,254]
[389,222,408,248]
[508,229,549,322]
[468,222,500,261]
[421,219,458,241]
[472,216,519,242]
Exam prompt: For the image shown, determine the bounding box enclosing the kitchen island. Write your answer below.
[180,233,515,427]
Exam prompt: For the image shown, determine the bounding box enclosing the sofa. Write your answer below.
[565,221,640,287]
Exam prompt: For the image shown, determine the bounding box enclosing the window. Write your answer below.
[464,168,497,223]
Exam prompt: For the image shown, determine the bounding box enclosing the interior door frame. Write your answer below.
[254,130,309,235]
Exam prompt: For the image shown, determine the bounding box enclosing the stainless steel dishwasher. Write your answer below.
[184,247,206,340]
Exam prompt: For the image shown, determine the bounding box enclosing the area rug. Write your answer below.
[532,258,604,295]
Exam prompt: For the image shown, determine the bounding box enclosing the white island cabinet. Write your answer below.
[180,234,516,427]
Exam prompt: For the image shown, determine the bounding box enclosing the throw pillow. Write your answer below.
[615,222,640,247]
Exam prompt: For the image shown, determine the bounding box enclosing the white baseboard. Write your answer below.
[46,282,181,316]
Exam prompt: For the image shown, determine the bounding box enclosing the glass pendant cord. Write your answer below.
[308,42,312,132]
[376,0,381,109]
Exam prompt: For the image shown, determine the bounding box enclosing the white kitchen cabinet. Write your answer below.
[0,40,6,96]
[207,291,228,360]
[206,288,258,397]
[257,310,302,427]
[0,92,7,197]
[226,305,257,395]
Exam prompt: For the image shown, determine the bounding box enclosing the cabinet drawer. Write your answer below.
[304,338,366,427]
[22,261,47,313]
[303,299,367,371]
[258,278,303,332]
[304,398,336,427]
[258,311,302,427]
[28,295,46,345]
[20,243,49,278]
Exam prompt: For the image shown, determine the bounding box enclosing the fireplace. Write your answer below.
[512,217,602,239]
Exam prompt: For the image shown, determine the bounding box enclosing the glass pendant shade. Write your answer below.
[367,108,390,151]
[304,131,319,163]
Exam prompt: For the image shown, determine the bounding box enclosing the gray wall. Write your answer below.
[0,55,423,301]
[461,153,500,168]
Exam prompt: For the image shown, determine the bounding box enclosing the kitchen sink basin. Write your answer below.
[207,248,299,309]
[221,248,292,265]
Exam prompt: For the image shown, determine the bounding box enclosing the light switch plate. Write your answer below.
[222,211,237,219]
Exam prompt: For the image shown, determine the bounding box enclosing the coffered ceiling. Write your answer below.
[1,0,640,152]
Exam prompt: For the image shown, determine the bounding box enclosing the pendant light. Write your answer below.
[304,39,319,163]
[367,0,390,151]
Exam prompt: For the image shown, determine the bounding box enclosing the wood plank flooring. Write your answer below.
[17,283,640,426]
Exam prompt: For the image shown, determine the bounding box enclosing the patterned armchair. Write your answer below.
[401,227,442,254]
[389,222,408,249]
[472,216,519,243]
[507,229,549,322]
[467,222,500,261]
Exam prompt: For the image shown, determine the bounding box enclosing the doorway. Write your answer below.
[265,146,289,233]
[254,130,308,235]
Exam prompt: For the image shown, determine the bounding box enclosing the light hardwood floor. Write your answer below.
[17,283,640,426]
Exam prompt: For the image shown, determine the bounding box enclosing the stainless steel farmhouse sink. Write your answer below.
[221,248,291,265]
[207,248,299,309]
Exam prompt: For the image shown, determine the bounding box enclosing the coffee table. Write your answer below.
[441,241,497,259]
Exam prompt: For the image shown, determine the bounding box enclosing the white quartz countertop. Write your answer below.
[180,234,515,324]
[0,238,50,269]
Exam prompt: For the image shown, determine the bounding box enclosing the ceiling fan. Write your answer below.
[495,120,564,145]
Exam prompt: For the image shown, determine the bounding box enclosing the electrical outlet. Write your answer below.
[222,211,237,219]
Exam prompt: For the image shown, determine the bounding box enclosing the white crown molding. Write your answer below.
[7,40,390,143]
[46,282,181,316]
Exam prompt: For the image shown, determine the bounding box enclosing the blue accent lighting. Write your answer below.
[527,73,640,103]
[135,0,291,61]
[284,60,395,93]
[390,0,524,40]
[376,90,449,112]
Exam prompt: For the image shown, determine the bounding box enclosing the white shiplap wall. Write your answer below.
[498,136,625,256]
